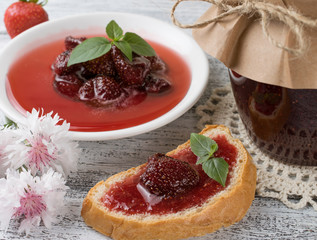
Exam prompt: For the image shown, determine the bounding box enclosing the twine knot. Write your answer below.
[243,0,256,13]
[171,0,317,56]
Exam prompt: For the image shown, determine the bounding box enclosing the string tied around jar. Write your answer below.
[171,0,317,56]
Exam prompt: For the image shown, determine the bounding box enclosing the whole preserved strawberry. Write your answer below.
[140,153,199,198]
[78,76,124,106]
[144,74,171,93]
[146,56,167,73]
[54,74,83,98]
[111,46,151,85]
[64,36,87,50]
[52,50,79,76]
[82,50,117,77]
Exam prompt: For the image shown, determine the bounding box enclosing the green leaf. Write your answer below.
[190,133,229,186]
[202,158,229,187]
[114,40,133,61]
[196,154,211,165]
[24,0,47,6]
[123,32,156,56]
[3,118,17,129]
[68,37,111,66]
[67,21,156,66]
[106,20,123,41]
[190,133,218,158]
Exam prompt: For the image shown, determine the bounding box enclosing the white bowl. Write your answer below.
[0,12,208,141]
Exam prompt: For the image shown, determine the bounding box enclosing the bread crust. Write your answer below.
[81,125,257,240]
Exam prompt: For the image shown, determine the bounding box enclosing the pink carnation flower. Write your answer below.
[4,109,79,177]
[0,168,68,234]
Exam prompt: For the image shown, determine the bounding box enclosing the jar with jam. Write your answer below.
[191,0,317,166]
[229,69,317,166]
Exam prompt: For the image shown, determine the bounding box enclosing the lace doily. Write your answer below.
[196,85,317,210]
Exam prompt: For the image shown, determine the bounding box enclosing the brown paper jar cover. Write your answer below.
[192,0,317,89]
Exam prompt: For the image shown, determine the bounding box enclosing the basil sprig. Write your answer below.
[68,20,156,66]
[190,133,229,187]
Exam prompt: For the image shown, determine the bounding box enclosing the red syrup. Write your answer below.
[6,38,190,132]
[101,135,238,215]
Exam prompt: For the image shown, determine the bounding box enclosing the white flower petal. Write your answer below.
[0,168,67,234]
[4,109,78,177]
[0,129,19,177]
[19,216,41,235]
[0,170,24,231]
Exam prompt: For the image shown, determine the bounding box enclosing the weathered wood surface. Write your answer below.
[0,0,316,239]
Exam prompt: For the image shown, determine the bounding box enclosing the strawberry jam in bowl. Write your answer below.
[0,13,208,141]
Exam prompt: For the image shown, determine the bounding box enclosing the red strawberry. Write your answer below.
[52,50,79,76]
[65,36,87,50]
[146,56,167,73]
[111,46,151,85]
[78,76,124,106]
[4,0,49,38]
[139,153,199,198]
[144,74,171,93]
[54,74,83,98]
[82,51,117,77]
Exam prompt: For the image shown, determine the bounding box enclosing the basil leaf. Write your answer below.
[202,158,229,187]
[209,143,218,156]
[114,40,132,61]
[68,37,111,66]
[106,20,123,41]
[190,133,218,157]
[123,32,156,56]
[196,154,211,165]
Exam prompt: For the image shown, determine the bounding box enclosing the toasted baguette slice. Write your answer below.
[81,125,257,240]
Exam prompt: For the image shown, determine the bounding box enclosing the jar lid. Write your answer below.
[192,0,317,89]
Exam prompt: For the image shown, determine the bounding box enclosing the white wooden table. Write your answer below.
[0,0,316,239]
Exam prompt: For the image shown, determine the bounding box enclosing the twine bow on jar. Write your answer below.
[171,0,317,56]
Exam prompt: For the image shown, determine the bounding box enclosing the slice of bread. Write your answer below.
[81,125,257,240]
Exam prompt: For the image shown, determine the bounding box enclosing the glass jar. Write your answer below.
[229,69,317,166]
